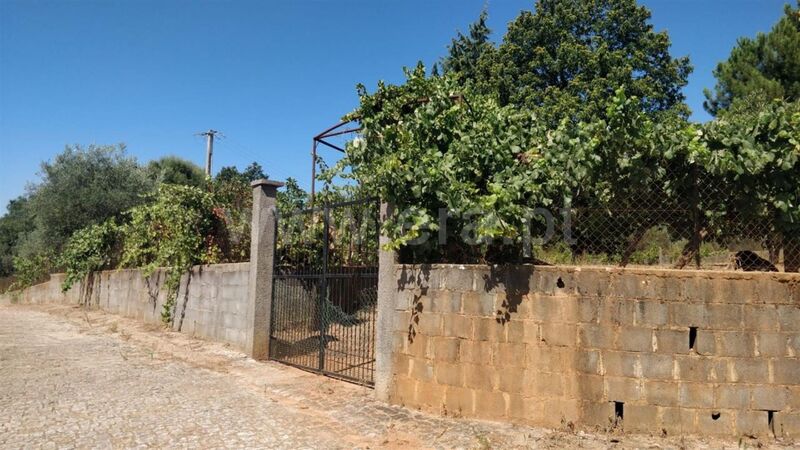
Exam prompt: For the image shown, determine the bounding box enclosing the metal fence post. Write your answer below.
[246,178,284,360]
[374,202,397,401]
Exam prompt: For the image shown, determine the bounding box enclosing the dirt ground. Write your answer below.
[0,303,792,449]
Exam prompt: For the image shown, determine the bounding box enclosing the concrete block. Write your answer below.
[574,297,600,323]
[736,410,772,437]
[543,398,580,426]
[493,342,527,367]
[644,380,679,406]
[497,367,526,394]
[540,322,576,347]
[605,376,642,402]
[530,294,563,322]
[431,337,460,362]
[416,381,446,411]
[696,329,716,356]
[577,323,616,349]
[410,357,434,382]
[464,364,497,390]
[434,362,464,387]
[474,390,507,419]
[743,305,779,331]
[696,409,734,436]
[442,314,473,339]
[473,317,506,342]
[575,374,605,401]
[679,382,713,408]
[574,270,611,298]
[461,291,495,317]
[775,411,800,439]
[431,290,461,314]
[777,305,800,332]
[655,329,691,355]
[393,354,413,377]
[442,267,475,292]
[391,376,417,406]
[417,312,443,336]
[633,300,668,327]
[575,349,602,375]
[715,385,751,409]
[757,332,788,357]
[624,404,659,433]
[603,351,639,377]
[443,386,474,416]
[581,401,615,428]
[459,340,492,364]
[507,396,540,421]
[707,304,743,330]
[523,371,565,397]
[617,327,653,352]
[599,297,635,326]
[731,358,769,383]
[670,302,709,327]
[756,277,792,304]
[716,331,755,357]
[752,386,788,410]
[526,346,568,372]
[675,355,715,382]
[660,406,698,435]
[506,319,539,344]
[773,359,800,384]
[640,353,675,380]
[712,277,756,305]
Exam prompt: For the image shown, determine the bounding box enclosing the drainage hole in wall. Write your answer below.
[689,326,698,350]
[614,401,624,421]
[768,410,776,437]
[711,411,721,420]
[556,277,565,289]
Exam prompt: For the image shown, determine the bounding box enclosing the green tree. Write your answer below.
[146,156,207,188]
[704,2,800,115]
[469,0,692,124]
[441,9,494,83]
[0,196,34,276]
[26,144,151,255]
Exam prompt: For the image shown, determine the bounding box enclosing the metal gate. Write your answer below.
[269,197,379,386]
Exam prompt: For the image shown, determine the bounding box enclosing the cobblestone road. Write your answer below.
[0,305,772,449]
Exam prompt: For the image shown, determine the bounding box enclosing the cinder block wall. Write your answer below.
[389,264,800,438]
[1,263,251,351]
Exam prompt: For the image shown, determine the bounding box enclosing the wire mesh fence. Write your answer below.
[392,164,799,273]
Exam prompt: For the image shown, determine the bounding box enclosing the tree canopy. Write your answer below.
[442,0,692,124]
[704,1,800,115]
[146,156,207,188]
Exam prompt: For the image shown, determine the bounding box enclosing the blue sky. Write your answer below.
[0,0,790,213]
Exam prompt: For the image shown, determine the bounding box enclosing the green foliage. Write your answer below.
[216,162,268,184]
[692,99,800,236]
[462,0,692,124]
[26,144,151,255]
[441,9,494,83]
[146,156,207,188]
[704,2,800,115]
[59,220,120,292]
[0,196,34,277]
[120,184,220,323]
[342,66,690,262]
[9,253,53,291]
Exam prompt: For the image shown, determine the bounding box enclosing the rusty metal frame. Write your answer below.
[311,119,362,205]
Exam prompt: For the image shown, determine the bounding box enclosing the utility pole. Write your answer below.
[198,129,220,177]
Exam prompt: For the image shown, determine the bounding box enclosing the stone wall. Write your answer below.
[389,264,800,438]
[0,263,250,351]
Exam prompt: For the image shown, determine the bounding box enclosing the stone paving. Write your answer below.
[0,304,781,449]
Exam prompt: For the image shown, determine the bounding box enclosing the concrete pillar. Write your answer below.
[245,178,284,360]
[374,202,397,401]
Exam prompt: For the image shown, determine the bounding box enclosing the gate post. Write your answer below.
[375,202,397,400]
[246,178,284,360]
